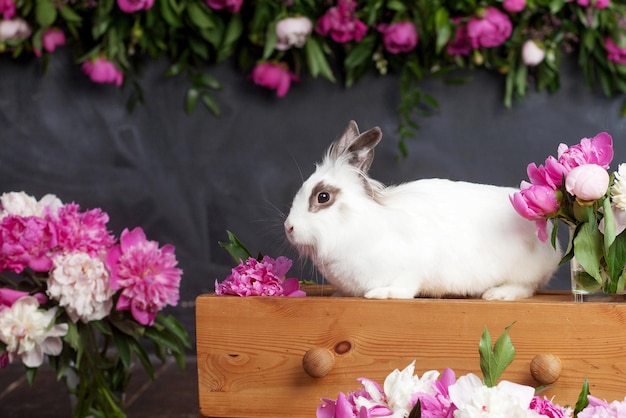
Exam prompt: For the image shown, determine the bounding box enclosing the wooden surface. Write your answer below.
[196,288,626,417]
[0,356,198,418]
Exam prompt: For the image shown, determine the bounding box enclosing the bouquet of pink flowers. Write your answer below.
[509,132,626,296]
[0,191,190,418]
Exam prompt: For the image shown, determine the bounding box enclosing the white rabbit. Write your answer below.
[284,120,562,300]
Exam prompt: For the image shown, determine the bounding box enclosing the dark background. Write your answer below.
[1,52,625,343]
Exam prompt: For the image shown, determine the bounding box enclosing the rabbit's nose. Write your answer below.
[284,220,294,234]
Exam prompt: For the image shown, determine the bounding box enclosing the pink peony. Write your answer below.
[557,132,614,171]
[578,0,610,8]
[34,28,66,57]
[316,0,367,44]
[0,0,15,19]
[565,164,610,201]
[529,396,570,418]
[106,227,182,326]
[50,203,116,257]
[117,0,154,13]
[81,56,124,87]
[578,395,626,417]
[215,255,305,297]
[510,183,559,241]
[378,21,418,54]
[526,156,568,190]
[605,37,626,66]
[0,215,57,273]
[467,6,512,48]
[0,288,47,309]
[250,62,298,97]
[417,368,457,417]
[503,0,526,13]
[447,19,472,56]
[205,0,242,13]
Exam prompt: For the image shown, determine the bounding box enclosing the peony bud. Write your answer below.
[522,40,546,66]
[565,164,610,202]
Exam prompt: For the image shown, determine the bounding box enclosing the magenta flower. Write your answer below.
[34,28,65,57]
[529,396,570,418]
[316,0,367,44]
[605,37,626,66]
[215,255,305,297]
[447,19,472,56]
[557,132,614,171]
[0,215,57,273]
[417,368,456,417]
[0,288,47,309]
[51,203,116,257]
[467,6,512,49]
[205,0,242,13]
[378,21,418,54]
[0,0,15,19]
[510,183,559,241]
[502,0,526,13]
[117,0,154,13]
[578,0,610,8]
[250,62,298,97]
[81,56,124,87]
[106,227,182,326]
[526,156,568,190]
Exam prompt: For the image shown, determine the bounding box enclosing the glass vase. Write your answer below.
[570,257,626,302]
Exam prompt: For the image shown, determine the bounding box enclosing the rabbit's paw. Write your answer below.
[364,287,415,299]
[481,284,535,301]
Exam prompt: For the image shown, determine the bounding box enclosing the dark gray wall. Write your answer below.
[1,52,625,341]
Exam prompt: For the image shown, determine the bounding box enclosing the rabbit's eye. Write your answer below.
[317,192,330,204]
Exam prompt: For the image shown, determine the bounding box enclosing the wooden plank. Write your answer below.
[196,290,626,417]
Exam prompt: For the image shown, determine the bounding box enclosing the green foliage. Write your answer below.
[6,0,626,153]
[479,323,516,387]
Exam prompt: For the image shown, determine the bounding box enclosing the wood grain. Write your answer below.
[196,288,626,417]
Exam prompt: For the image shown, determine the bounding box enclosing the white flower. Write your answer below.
[0,296,68,368]
[0,191,63,220]
[449,373,540,418]
[611,163,626,210]
[275,17,313,50]
[47,252,114,323]
[0,18,32,42]
[521,40,546,66]
[354,361,439,417]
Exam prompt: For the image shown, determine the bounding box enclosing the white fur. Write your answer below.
[284,123,562,300]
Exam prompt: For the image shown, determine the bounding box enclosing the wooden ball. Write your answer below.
[530,353,562,385]
[302,347,335,378]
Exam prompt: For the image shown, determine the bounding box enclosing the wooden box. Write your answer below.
[196,287,626,417]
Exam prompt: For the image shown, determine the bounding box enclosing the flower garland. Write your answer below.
[0,191,190,417]
[317,325,626,417]
[2,0,626,154]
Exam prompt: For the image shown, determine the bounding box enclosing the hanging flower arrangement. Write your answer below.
[2,0,626,154]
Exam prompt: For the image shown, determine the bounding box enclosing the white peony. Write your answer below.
[0,296,68,368]
[449,373,541,418]
[0,191,63,220]
[275,17,313,50]
[47,252,114,323]
[0,18,32,41]
[611,164,626,210]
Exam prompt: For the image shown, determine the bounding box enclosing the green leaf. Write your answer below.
[304,37,336,82]
[607,233,626,287]
[157,314,192,349]
[574,378,590,414]
[219,230,253,262]
[128,338,155,380]
[479,324,516,387]
[159,0,182,27]
[112,331,133,369]
[186,87,200,114]
[187,2,215,29]
[59,6,82,23]
[201,91,221,117]
[603,196,616,252]
[573,213,603,284]
[190,72,221,90]
[25,367,38,386]
[344,35,376,69]
[144,326,183,352]
[35,0,57,27]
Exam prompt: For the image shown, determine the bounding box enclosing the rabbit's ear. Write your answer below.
[328,120,382,173]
